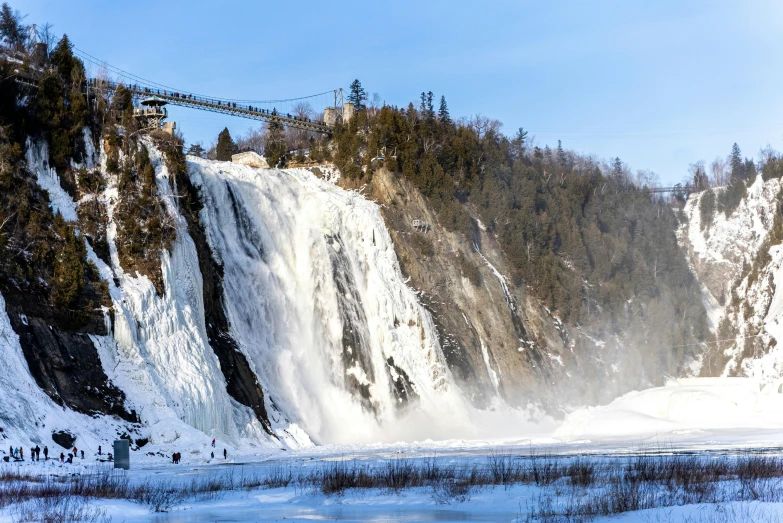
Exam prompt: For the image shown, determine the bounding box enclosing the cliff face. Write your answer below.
[2,139,135,422]
[365,168,571,410]
[680,176,783,379]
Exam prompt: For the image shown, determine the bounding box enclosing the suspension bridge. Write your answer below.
[8,44,344,135]
[90,79,338,135]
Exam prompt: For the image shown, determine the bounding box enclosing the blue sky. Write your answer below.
[22,0,783,184]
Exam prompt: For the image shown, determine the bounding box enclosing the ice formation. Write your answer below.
[187,158,499,444]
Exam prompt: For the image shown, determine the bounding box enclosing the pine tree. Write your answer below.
[112,84,132,113]
[264,120,286,167]
[348,79,366,110]
[510,127,528,161]
[186,143,205,158]
[556,140,566,167]
[215,127,235,161]
[730,143,743,179]
[426,91,434,121]
[438,95,451,124]
[51,34,79,83]
[691,162,709,190]
[0,3,24,49]
[612,157,623,178]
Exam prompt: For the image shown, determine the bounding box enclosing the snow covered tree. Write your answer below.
[216,127,235,161]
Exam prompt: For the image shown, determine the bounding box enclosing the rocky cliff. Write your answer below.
[680,175,783,380]
[364,168,570,411]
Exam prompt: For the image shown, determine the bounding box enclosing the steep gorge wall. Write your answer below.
[362,168,571,410]
[680,175,783,378]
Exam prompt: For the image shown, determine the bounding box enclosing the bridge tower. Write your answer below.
[324,88,344,126]
[134,95,168,131]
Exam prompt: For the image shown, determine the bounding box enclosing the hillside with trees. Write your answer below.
[329,82,709,377]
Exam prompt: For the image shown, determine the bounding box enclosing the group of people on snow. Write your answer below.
[6,439,228,466]
[7,445,47,462]
[5,444,114,464]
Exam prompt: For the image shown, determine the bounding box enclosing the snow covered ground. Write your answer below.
[3,377,783,521]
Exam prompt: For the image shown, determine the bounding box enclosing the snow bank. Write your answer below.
[555,377,783,442]
[0,290,127,454]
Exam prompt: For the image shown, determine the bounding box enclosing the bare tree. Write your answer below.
[235,126,266,154]
[464,114,503,140]
[36,22,56,56]
[206,142,217,160]
[634,169,659,189]
[367,93,382,118]
[287,101,316,156]
[758,144,778,165]
[292,101,314,121]
[710,156,727,187]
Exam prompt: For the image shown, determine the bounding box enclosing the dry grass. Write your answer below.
[2,449,783,520]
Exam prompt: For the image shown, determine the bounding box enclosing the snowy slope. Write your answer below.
[681,176,783,377]
[555,377,783,442]
[0,291,128,453]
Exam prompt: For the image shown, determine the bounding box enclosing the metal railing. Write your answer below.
[90,80,333,135]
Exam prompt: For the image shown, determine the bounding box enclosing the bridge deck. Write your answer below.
[121,85,333,134]
[8,66,333,135]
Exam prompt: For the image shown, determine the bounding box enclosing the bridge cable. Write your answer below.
[74,47,335,104]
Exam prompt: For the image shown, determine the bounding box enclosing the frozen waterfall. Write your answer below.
[189,159,506,444]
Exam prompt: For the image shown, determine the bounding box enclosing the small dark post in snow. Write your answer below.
[113,440,130,470]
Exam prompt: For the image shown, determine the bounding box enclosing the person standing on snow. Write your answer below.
[223,448,227,459]
[60,452,64,463]
[211,439,215,448]
[43,446,48,460]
